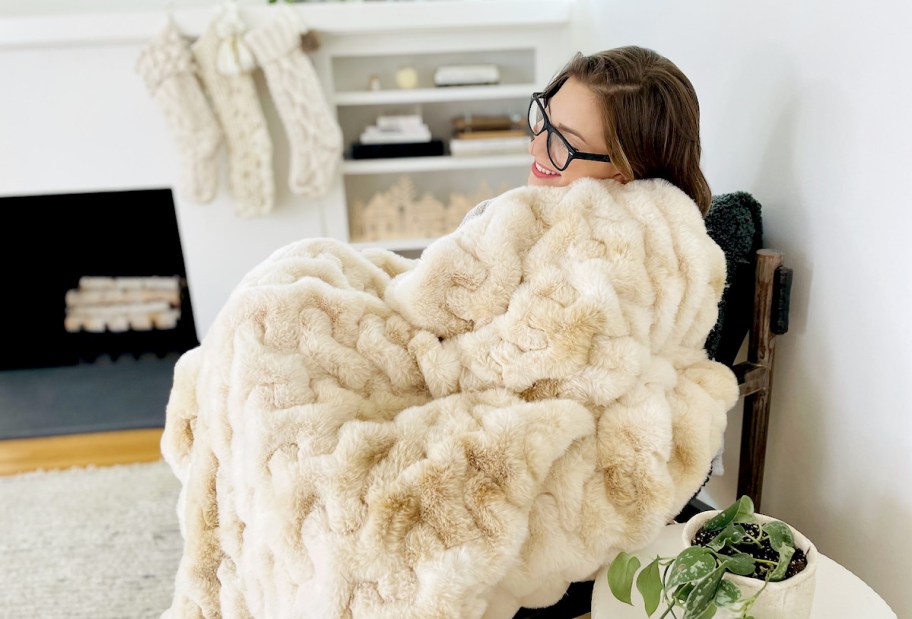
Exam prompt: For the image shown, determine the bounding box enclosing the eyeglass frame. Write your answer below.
[527,92,613,172]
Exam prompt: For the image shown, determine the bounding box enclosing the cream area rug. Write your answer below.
[0,460,182,619]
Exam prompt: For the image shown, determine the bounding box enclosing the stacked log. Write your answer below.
[64,276,182,333]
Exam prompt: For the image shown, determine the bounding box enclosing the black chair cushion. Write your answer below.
[702,192,764,367]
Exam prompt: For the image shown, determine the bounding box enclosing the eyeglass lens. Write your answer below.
[527,98,571,170]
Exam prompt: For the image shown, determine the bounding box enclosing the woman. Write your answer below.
[465,45,710,227]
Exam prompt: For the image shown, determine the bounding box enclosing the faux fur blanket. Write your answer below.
[161,178,739,619]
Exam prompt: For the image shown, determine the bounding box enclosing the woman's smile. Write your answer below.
[531,160,560,178]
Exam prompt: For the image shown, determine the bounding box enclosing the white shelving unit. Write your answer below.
[315,6,574,254]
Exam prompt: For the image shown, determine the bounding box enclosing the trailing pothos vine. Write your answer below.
[607,496,808,619]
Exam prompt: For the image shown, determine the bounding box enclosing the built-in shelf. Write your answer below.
[350,237,439,252]
[316,7,570,253]
[342,153,532,175]
[334,84,536,106]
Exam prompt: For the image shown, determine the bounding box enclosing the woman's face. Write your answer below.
[527,77,627,187]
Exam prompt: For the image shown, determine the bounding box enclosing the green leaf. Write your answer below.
[707,523,747,551]
[713,580,741,607]
[684,568,724,618]
[734,496,756,522]
[635,558,662,616]
[607,552,641,605]
[674,583,695,603]
[687,601,718,619]
[666,546,716,589]
[703,496,754,532]
[763,521,795,552]
[721,552,756,576]
[768,544,795,582]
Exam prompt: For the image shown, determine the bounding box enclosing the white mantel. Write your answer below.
[0,1,570,339]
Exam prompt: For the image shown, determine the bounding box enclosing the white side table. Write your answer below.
[591,523,896,618]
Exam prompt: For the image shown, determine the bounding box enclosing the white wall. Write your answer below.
[571,1,911,616]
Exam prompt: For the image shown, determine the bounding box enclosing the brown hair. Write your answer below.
[543,46,711,215]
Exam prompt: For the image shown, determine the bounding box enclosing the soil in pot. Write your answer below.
[691,522,809,581]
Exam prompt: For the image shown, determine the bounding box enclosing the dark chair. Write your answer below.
[512,191,794,619]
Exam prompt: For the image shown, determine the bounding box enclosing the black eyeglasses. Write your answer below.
[527,92,612,171]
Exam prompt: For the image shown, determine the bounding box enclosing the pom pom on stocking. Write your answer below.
[136,19,222,204]
[245,12,343,199]
[193,4,275,216]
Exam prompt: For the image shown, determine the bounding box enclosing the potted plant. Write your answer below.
[607,495,817,619]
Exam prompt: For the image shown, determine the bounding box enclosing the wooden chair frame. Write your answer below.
[730,249,792,512]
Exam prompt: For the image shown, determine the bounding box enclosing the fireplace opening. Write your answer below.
[0,188,199,371]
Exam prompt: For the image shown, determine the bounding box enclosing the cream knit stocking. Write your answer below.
[245,13,343,199]
[136,20,222,204]
[193,5,275,216]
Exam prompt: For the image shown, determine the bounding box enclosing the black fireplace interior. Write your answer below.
[0,188,199,371]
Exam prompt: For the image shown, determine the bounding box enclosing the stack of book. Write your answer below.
[448,114,529,157]
[352,114,444,159]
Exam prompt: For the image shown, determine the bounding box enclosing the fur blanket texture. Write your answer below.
[161,177,739,619]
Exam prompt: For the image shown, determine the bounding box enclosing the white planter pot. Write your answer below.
[682,510,818,619]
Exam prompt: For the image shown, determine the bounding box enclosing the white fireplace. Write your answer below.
[0,24,339,339]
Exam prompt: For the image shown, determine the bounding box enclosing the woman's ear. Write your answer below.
[607,165,629,184]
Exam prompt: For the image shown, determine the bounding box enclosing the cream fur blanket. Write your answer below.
[161,178,739,619]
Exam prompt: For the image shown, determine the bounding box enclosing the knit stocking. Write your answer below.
[245,12,343,199]
[136,20,222,204]
[193,5,275,216]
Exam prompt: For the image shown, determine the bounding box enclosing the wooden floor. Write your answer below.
[0,428,164,476]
